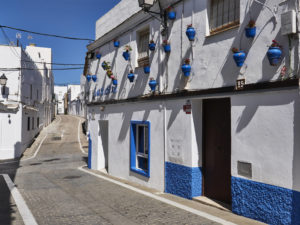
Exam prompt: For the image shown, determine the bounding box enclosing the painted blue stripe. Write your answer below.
[88,133,92,169]
[232,176,300,225]
[165,162,202,199]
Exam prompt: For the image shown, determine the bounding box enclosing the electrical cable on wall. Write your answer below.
[0,67,84,71]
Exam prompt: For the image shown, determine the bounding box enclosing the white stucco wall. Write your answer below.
[54,85,68,114]
[88,0,296,103]
[231,89,299,192]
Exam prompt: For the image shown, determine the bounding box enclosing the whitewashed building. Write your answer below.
[54,85,68,114]
[67,84,84,116]
[0,44,54,160]
[85,0,300,224]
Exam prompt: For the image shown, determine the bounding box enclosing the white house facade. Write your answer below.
[67,84,84,116]
[85,0,300,224]
[0,44,54,160]
[54,85,68,114]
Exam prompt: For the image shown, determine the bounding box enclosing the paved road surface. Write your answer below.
[0,115,222,225]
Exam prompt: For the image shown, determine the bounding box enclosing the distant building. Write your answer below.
[54,85,68,114]
[0,44,54,159]
[67,84,85,117]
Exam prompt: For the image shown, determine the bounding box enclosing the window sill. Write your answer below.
[130,167,150,178]
[206,23,240,37]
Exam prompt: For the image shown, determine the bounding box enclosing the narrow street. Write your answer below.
[0,115,224,225]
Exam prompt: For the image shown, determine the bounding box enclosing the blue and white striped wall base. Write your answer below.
[165,162,202,199]
[232,177,300,225]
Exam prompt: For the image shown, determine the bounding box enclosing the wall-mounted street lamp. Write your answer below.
[138,0,168,35]
[0,74,8,95]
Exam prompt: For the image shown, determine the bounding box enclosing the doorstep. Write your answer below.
[193,196,231,212]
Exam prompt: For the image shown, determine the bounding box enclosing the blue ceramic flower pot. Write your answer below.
[123,51,130,61]
[149,80,157,91]
[267,47,282,66]
[86,75,91,82]
[144,66,150,74]
[149,43,156,51]
[245,27,256,38]
[186,27,196,41]
[163,44,171,53]
[114,41,120,47]
[101,62,107,70]
[96,53,101,59]
[168,11,176,20]
[181,64,191,77]
[92,75,97,82]
[233,51,246,67]
[112,79,118,86]
[128,73,135,82]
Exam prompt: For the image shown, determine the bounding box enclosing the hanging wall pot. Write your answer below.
[114,40,120,47]
[163,40,171,53]
[149,40,156,51]
[245,20,256,38]
[232,48,246,67]
[96,52,101,59]
[144,65,150,74]
[112,78,118,86]
[149,78,157,91]
[181,58,192,77]
[86,74,92,82]
[102,61,110,70]
[92,75,97,82]
[186,24,196,41]
[123,45,132,61]
[128,70,135,82]
[267,40,282,66]
[166,6,176,20]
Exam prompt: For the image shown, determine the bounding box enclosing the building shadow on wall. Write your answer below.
[0,141,21,225]
[203,0,271,87]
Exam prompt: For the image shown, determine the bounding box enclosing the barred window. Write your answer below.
[137,29,149,67]
[209,0,240,35]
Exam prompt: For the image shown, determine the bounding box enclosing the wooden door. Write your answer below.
[203,98,231,204]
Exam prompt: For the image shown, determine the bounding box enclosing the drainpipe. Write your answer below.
[163,100,167,191]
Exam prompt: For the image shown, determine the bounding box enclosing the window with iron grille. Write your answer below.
[137,29,150,67]
[209,0,240,35]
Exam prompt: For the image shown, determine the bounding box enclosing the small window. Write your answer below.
[137,29,150,67]
[32,117,34,129]
[209,0,240,35]
[37,117,39,128]
[27,117,30,131]
[130,121,150,177]
[30,84,32,100]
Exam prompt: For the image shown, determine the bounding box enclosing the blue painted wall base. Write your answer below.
[232,176,300,225]
[165,162,202,199]
[88,134,92,169]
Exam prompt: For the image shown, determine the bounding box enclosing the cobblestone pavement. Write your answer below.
[0,115,264,225]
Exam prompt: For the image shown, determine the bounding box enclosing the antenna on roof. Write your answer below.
[16,32,21,46]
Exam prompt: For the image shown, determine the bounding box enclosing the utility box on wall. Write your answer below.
[281,10,296,35]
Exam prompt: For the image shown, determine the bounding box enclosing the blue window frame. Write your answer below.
[130,121,150,177]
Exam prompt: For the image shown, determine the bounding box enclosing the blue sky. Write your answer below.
[0,0,120,85]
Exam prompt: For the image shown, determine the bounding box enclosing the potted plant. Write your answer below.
[123,45,132,61]
[181,58,192,77]
[101,61,110,70]
[148,77,157,91]
[92,75,97,82]
[128,70,135,82]
[113,39,120,47]
[186,24,196,41]
[112,77,118,86]
[245,20,256,38]
[106,69,113,79]
[232,47,246,67]
[267,40,282,66]
[163,40,171,53]
[166,6,176,20]
[144,64,150,74]
[86,74,92,82]
[149,40,156,51]
[96,52,102,59]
